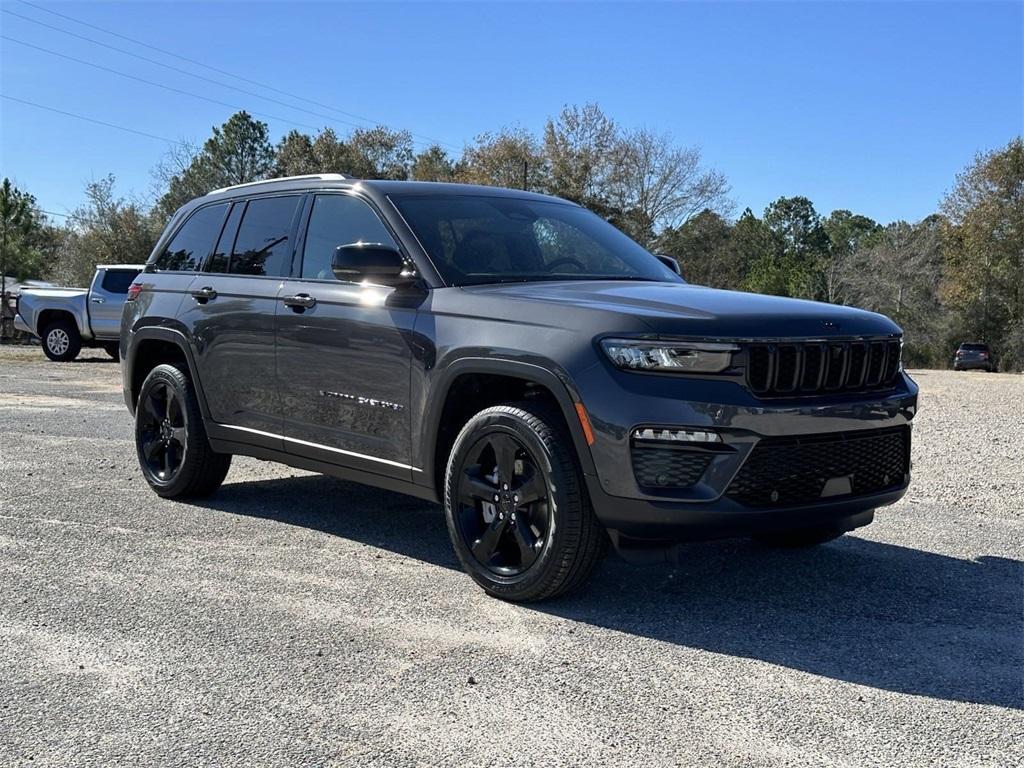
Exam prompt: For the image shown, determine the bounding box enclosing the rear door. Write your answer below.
[177,193,303,443]
[89,268,141,338]
[276,192,417,481]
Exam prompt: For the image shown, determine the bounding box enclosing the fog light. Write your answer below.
[633,428,721,443]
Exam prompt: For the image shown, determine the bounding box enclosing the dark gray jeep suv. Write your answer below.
[122,174,918,601]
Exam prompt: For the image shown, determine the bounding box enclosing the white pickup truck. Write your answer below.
[14,264,144,361]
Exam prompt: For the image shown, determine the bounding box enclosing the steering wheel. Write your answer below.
[545,257,586,272]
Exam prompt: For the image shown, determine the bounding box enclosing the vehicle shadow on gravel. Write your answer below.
[198,474,1023,710]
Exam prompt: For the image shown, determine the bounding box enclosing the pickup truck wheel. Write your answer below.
[103,343,120,361]
[135,363,231,498]
[42,319,81,362]
[444,402,606,602]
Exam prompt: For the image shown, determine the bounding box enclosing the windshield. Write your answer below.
[389,194,682,287]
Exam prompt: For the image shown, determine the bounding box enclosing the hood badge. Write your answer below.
[821,320,841,331]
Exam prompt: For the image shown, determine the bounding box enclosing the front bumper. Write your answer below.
[577,365,918,540]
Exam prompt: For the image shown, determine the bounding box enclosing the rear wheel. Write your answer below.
[41,319,81,362]
[443,402,605,602]
[135,363,231,498]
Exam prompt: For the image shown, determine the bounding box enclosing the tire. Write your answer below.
[443,401,606,602]
[103,343,120,361]
[135,363,231,498]
[754,528,846,548]
[41,319,81,362]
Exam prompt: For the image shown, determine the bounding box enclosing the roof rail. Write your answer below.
[207,173,349,196]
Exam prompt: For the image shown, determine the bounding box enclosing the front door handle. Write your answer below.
[282,293,316,311]
[191,286,217,303]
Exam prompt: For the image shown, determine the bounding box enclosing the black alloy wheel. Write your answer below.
[455,432,552,576]
[443,402,606,601]
[138,379,188,483]
[134,363,231,498]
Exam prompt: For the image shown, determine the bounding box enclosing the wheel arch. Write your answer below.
[37,309,82,339]
[421,358,597,498]
[127,327,210,419]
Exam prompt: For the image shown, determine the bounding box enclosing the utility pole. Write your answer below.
[522,160,528,192]
[1,201,8,322]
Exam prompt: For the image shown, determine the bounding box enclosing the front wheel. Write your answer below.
[443,402,606,602]
[135,363,231,498]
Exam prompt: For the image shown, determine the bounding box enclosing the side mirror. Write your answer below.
[332,243,415,285]
[655,254,682,276]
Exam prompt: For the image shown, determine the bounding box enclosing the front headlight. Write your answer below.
[601,338,738,373]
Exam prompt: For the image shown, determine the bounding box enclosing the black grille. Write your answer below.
[745,339,902,397]
[725,426,910,508]
[632,446,713,489]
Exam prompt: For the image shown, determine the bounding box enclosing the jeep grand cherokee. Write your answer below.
[121,174,918,601]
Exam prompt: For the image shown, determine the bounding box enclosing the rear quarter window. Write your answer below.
[154,203,230,271]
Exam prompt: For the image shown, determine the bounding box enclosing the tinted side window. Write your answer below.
[100,269,141,293]
[206,202,244,274]
[229,196,301,276]
[301,195,396,280]
[154,203,229,271]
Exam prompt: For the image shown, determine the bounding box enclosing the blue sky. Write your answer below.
[1,1,1021,225]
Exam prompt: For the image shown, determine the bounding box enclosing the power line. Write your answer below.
[3,35,327,135]
[1,94,177,144]
[17,0,378,125]
[39,210,100,226]
[12,0,461,150]
[1,9,368,134]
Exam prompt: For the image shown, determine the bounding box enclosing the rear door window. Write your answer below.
[228,195,302,277]
[206,202,244,274]
[100,269,141,293]
[154,203,229,271]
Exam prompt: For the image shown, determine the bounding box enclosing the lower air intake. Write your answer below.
[725,426,910,507]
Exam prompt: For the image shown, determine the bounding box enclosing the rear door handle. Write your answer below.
[90,297,105,304]
[191,286,217,303]
[282,293,316,311]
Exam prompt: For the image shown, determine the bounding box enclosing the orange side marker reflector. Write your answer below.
[574,402,595,446]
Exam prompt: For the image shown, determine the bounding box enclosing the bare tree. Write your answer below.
[543,103,617,204]
[608,128,731,242]
[846,217,947,365]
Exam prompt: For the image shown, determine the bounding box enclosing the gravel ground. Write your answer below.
[0,345,1021,767]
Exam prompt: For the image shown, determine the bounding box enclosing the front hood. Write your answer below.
[464,280,901,338]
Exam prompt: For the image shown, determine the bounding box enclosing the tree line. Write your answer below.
[1,105,1021,369]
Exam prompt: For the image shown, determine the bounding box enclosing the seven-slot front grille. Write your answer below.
[745,339,901,397]
[725,426,910,508]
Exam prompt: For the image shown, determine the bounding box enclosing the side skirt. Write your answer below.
[208,437,440,503]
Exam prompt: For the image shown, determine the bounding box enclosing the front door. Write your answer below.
[276,192,418,481]
[179,193,304,442]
